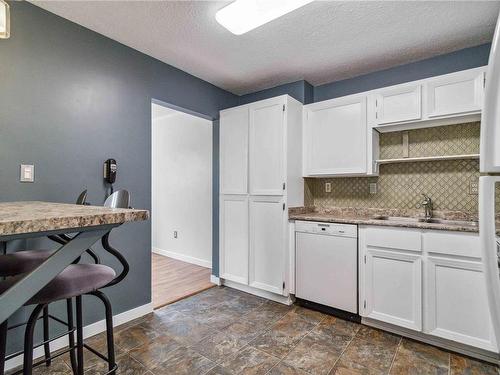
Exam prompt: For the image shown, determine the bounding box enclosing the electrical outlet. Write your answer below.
[174,231,178,239]
[325,182,331,193]
[369,182,378,194]
[469,181,479,195]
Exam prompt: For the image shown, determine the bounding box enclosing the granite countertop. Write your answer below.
[289,207,487,233]
[0,201,149,236]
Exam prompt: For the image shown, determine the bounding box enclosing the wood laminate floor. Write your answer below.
[152,253,214,309]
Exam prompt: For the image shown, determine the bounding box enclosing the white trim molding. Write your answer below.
[210,275,221,286]
[5,302,153,372]
[152,247,211,268]
[222,279,294,306]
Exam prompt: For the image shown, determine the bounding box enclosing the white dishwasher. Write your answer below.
[295,221,358,315]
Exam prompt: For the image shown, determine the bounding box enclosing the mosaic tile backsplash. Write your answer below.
[305,122,490,213]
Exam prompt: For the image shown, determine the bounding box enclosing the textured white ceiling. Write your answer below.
[32,1,500,95]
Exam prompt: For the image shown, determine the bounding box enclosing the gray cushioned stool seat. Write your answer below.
[0,264,116,305]
[0,250,53,277]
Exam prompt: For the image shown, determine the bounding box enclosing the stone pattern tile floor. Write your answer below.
[21,287,500,375]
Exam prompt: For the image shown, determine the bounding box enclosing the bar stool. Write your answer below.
[0,190,90,374]
[0,265,116,375]
[0,190,131,375]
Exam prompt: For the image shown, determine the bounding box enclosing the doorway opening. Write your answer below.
[151,101,214,309]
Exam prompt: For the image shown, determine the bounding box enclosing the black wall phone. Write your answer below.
[103,158,117,184]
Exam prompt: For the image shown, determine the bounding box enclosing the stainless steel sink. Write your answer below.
[371,215,478,227]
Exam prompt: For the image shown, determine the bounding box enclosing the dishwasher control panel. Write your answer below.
[295,221,357,237]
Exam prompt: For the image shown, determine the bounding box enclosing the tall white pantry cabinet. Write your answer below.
[219,95,303,302]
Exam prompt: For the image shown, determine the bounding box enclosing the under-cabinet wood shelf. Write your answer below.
[376,154,479,165]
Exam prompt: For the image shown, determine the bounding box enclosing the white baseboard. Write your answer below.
[5,302,153,372]
[210,275,221,286]
[152,247,211,269]
[222,279,294,306]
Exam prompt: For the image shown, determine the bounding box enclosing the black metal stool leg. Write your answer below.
[0,320,7,375]
[66,298,78,375]
[23,304,46,375]
[75,296,84,375]
[90,291,116,374]
[42,306,51,366]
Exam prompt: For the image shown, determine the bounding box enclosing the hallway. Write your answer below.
[152,254,214,309]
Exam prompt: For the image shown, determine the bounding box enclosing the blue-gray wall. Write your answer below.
[0,1,237,353]
[239,43,491,105]
[314,43,491,102]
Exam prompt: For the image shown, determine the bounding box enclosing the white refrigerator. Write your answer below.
[480,11,500,352]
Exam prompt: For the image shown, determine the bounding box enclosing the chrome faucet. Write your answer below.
[419,194,433,222]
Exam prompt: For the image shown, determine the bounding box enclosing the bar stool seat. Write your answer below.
[0,264,116,305]
[0,250,53,277]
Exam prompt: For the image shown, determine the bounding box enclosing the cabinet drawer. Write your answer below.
[423,231,480,258]
[365,227,421,252]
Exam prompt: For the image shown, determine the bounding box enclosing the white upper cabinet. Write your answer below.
[426,68,485,118]
[303,95,367,176]
[371,67,486,132]
[303,67,487,177]
[249,97,285,195]
[375,85,422,125]
[220,106,248,194]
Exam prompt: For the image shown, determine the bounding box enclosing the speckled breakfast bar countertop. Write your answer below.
[0,201,149,236]
[289,207,487,233]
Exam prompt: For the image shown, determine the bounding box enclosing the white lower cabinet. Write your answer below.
[249,196,286,295]
[425,256,497,351]
[219,195,249,284]
[360,226,497,352]
[364,248,422,331]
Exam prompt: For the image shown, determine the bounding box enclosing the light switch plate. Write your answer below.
[325,182,332,193]
[369,182,378,194]
[20,164,34,183]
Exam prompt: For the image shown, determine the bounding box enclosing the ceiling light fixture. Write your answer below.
[216,0,314,35]
[0,0,10,39]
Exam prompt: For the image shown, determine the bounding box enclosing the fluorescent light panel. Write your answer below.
[0,0,10,39]
[216,0,314,35]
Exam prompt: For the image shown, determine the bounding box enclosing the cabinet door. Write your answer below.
[220,195,249,284]
[249,196,286,294]
[249,99,285,195]
[427,70,484,118]
[304,96,367,176]
[376,85,422,125]
[425,256,497,351]
[364,248,422,331]
[220,107,248,194]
